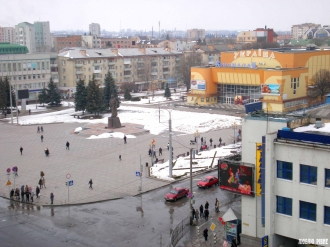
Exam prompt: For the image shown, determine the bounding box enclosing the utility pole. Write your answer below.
[189,148,193,223]
[169,111,173,178]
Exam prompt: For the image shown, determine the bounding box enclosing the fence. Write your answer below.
[169,215,190,247]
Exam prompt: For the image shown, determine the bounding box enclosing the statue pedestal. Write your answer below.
[108,117,122,128]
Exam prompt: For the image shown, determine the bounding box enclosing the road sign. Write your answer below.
[66,173,71,179]
[68,180,74,186]
[262,235,268,247]
[210,223,216,231]
[136,171,141,177]
[6,180,11,186]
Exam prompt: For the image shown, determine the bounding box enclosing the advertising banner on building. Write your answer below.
[220,162,254,196]
[234,95,250,105]
[191,80,206,90]
[261,84,280,95]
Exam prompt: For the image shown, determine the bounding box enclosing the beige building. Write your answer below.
[187,29,205,41]
[89,23,101,37]
[0,27,16,43]
[100,37,139,48]
[57,47,182,92]
[291,23,321,40]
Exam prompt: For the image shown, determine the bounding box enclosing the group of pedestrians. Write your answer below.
[10,185,36,203]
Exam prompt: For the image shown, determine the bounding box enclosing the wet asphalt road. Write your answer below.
[0,170,240,247]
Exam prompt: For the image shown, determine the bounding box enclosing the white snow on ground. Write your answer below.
[74,127,83,133]
[87,132,136,139]
[294,123,330,133]
[122,95,182,105]
[17,105,241,136]
[151,143,242,181]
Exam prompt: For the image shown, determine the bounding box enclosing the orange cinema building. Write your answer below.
[188,48,330,113]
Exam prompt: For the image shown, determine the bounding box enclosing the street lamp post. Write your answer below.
[194,130,200,154]
[165,104,174,178]
[232,122,237,144]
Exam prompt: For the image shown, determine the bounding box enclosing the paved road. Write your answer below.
[0,170,240,247]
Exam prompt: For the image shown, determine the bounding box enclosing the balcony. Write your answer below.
[109,61,116,65]
[75,64,83,67]
[93,70,101,74]
[151,72,158,75]
[50,64,58,67]
[124,67,131,71]
[94,63,101,66]
[163,64,169,68]
[53,79,59,83]
[137,60,144,63]
[95,77,102,80]
[76,71,83,74]
[163,71,169,74]
[124,74,131,78]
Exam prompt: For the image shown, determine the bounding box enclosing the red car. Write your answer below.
[164,187,189,202]
[197,176,219,189]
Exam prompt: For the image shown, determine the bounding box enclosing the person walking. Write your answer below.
[66,141,70,150]
[88,179,93,189]
[41,126,43,133]
[119,155,121,161]
[219,137,222,146]
[195,209,199,221]
[31,190,34,202]
[26,190,30,203]
[123,135,127,144]
[42,177,46,188]
[50,192,54,205]
[41,135,44,142]
[201,137,203,143]
[167,143,169,151]
[205,201,209,210]
[20,146,23,155]
[10,189,14,199]
[15,167,18,176]
[199,204,204,218]
[210,138,213,147]
[159,147,162,156]
[215,198,220,212]
[44,148,49,157]
[38,178,43,189]
[204,209,209,221]
[29,109,31,115]
[20,185,25,202]
[148,148,152,156]
[37,126,40,133]
[36,186,40,198]
[203,228,208,241]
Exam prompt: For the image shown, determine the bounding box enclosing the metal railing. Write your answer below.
[169,215,190,247]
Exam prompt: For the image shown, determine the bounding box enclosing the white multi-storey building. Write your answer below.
[0,27,16,43]
[240,114,330,247]
[15,22,36,53]
[34,21,51,52]
[89,23,101,37]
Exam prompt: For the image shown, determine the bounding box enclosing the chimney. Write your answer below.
[111,48,118,55]
[79,50,86,56]
[139,47,146,54]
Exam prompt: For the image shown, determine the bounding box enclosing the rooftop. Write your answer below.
[0,42,29,54]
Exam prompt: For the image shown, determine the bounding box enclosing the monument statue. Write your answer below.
[110,97,118,117]
[107,95,121,129]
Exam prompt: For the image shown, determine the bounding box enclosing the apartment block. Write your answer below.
[187,29,205,41]
[15,22,36,53]
[291,23,321,40]
[237,27,277,43]
[89,23,100,37]
[53,35,82,52]
[100,37,139,48]
[34,21,51,52]
[0,27,16,43]
[57,47,182,92]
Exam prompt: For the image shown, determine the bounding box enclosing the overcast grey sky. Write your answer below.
[1,0,329,32]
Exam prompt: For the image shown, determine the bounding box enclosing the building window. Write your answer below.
[300,164,317,185]
[62,60,66,66]
[277,161,293,180]
[63,68,66,73]
[62,76,66,80]
[206,97,209,102]
[201,98,204,102]
[300,201,316,221]
[276,196,292,216]
[325,169,330,188]
[325,206,330,225]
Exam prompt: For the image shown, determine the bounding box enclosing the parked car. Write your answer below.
[164,187,189,202]
[197,176,219,189]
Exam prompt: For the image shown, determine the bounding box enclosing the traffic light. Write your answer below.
[65,182,68,186]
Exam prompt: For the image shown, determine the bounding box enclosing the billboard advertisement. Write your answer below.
[220,162,254,196]
[18,89,29,100]
[234,95,250,105]
[190,80,206,90]
[261,84,280,95]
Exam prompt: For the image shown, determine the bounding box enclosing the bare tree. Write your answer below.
[176,51,202,91]
[309,69,330,103]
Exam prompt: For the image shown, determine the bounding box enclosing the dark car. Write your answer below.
[164,187,189,202]
[197,176,219,189]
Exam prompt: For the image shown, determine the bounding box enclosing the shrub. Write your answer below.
[131,97,141,101]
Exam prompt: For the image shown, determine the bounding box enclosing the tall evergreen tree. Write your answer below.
[38,87,47,106]
[46,77,61,105]
[86,75,102,115]
[124,88,132,100]
[74,79,87,114]
[164,83,171,99]
[103,71,120,109]
[4,76,16,108]
[0,77,7,111]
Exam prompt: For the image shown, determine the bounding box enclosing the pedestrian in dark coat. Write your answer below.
[167,143,169,151]
[44,148,49,156]
[31,191,34,202]
[41,135,44,142]
[37,126,40,133]
[41,126,43,133]
[159,147,162,156]
[119,155,121,161]
[50,192,54,204]
[10,189,14,199]
[205,201,209,209]
[123,135,127,144]
[215,198,220,212]
[39,179,43,189]
[20,185,25,202]
[210,138,213,146]
[20,146,23,155]
[201,137,203,143]
[66,141,70,150]
[29,109,31,115]
[148,148,152,156]
[204,209,209,221]
[26,191,30,202]
[203,228,208,241]
[192,207,196,220]
[219,137,222,146]
[36,186,40,198]
[199,204,204,218]
[231,237,238,247]
[88,179,93,189]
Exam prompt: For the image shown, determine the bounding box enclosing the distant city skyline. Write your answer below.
[1,0,329,32]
